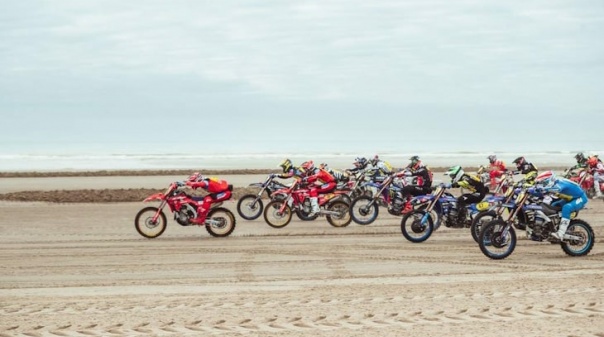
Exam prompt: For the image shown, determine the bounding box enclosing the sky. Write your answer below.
[1,0,603,155]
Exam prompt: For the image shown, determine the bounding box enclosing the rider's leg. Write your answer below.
[552,195,588,240]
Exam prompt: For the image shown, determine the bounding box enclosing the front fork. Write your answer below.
[152,200,167,223]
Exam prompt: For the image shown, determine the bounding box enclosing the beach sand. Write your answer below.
[1,174,603,337]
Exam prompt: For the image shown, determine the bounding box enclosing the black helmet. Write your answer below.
[512,156,524,164]
[354,157,368,169]
[575,152,586,162]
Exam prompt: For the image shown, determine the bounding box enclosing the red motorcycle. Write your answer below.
[134,181,236,238]
[563,167,602,199]
[263,180,351,228]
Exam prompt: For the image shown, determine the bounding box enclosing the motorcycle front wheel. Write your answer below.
[400,210,434,243]
[470,211,498,243]
[349,196,379,225]
[134,206,167,238]
[478,220,516,260]
[205,207,237,237]
[264,200,293,228]
[236,194,264,220]
[326,200,352,227]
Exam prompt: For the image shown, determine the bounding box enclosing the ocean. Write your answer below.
[0,149,598,172]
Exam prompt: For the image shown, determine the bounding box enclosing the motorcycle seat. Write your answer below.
[541,203,562,215]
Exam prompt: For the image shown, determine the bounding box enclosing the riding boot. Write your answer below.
[595,185,604,199]
[191,204,208,224]
[552,218,570,240]
[309,197,320,216]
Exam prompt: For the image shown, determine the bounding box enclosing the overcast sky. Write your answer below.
[1,0,603,154]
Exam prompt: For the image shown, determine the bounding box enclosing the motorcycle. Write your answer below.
[263,180,351,228]
[400,184,482,243]
[134,181,236,238]
[349,173,406,225]
[477,187,594,260]
[563,167,602,199]
[236,175,289,220]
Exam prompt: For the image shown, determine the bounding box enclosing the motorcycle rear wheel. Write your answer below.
[326,200,352,227]
[561,219,595,256]
[205,207,237,237]
[471,211,498,243]
[236,194,264,220]
[134,206,167,239]
[264,200,293,228]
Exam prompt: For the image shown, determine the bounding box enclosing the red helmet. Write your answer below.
[301,160,315,172]
[587,156,598,167]
[188,172,203,182]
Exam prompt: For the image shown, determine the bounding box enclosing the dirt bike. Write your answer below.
[263,180,351,228]
[349,173,407,225]
[134,181,236,238]
[469,185,523,243]
[477,187,594,260]
[236,175,289,220]
[563,167,602,199]
[400,184,482,243]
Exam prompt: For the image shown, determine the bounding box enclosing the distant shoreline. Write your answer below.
[0,165,573,178]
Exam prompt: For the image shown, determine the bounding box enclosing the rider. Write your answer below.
[301,161,336,216]
[572,152,589,170]
[368,154,394,182]
[587,156,604,198]
[534,171,588,240]
[319,163,350,184]
[395,156,433,214]
[511,156,538,186]
[184,172,232,224]
[347,157,369,174]
[487,155,507,191]
[443,165,488,225]
[273,158,306,180]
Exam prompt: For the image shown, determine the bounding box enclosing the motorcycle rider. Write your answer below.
[301,161,337,216]
[368,154,394,182]
[443,165,488,226]
[347,157,370,174]
[534,171,588,240]
[487,155,507,191]
[319,163,350,184]
[572,152,589,169]
[272,158,306,180]
[587,156,604,198]
[394,156,433,214]
[184,172,232,224]
[512,156,538,186]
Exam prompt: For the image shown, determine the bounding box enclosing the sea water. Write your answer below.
[0,149,598,172]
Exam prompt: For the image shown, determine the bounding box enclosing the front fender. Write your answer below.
[143,193,165,202]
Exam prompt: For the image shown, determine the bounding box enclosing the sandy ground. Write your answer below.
[1,176,603,337]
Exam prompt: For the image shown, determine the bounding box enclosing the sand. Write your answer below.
[1,175,603,337]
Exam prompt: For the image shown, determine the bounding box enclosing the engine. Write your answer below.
[528,213,556,241]
[174,203,198,226]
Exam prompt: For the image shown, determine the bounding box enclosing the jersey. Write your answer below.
[306,168,336,184]
[452,174,487,194]
[543,178,586,201]
[409,165,433,188]
[186,177,229,193]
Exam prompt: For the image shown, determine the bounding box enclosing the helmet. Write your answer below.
[512,156,525,168]
[535,170,556,188]
[301,160,315,172]
[354,157,368,169]
[319,163,329,171]
[575,152,586,163]
[370,155,380,166]
[445,165,464,184]
[587,156,598,167]
[279,159,292,173]
[488,155,497,164]
[409,155,421,170]
[188,172,203,182]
